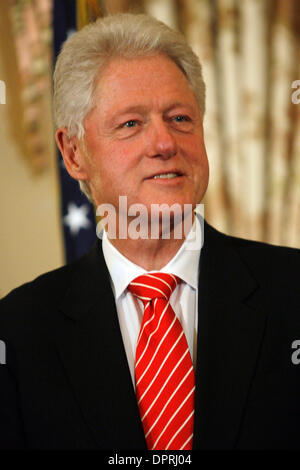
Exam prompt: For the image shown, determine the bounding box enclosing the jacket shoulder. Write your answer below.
[206,223,300,291]
[1,262,74,308]
[226,232,300,271]
[224,231,300,299]
[0,245,98,334]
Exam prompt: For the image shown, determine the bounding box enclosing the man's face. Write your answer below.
[81,54,209,215]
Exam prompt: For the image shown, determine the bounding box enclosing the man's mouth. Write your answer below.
[153,172,181,179]
[146,170,184,180]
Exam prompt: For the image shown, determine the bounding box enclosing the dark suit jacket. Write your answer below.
[0,222,300,450]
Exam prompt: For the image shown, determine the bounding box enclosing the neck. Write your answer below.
[105,213,195,271]
[108,236,185,271]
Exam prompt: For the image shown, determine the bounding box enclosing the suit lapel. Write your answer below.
[193,223,267,449]
[56,241,146,449]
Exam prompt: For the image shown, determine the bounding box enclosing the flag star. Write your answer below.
[66,29,76,39]
[64,203,92,236]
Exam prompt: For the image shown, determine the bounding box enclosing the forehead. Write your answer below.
[92,54,198,113]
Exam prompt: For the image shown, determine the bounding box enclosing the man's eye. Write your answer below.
[170,115,193,132]
[173,115,190,122]
[123,120,137,128]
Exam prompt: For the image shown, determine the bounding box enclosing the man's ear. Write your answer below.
[55,128,88,181]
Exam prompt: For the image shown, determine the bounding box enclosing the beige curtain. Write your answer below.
[6,0,300,248]
[7,0,52,172]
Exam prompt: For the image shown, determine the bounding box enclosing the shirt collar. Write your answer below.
[102,214,202,299]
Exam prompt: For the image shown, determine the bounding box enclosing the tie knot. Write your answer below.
[128,273,180,303]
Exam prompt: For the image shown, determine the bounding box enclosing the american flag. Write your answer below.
[52,0,96,263]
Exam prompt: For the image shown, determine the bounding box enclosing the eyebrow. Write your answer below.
[164,102,196,113]
[108,102,196,125]
[116,105,148,115]
[106,105,147,127]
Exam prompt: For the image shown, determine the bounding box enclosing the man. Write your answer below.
[0,13,300,450]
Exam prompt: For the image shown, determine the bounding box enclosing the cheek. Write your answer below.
[106,142,143,177]
[197,149,209,173]
[183,137,208,170]
[91,144,139,189]
[190,150,209,192]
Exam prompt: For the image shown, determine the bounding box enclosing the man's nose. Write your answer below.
[145,117,177,159]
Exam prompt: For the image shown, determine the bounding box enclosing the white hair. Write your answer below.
[53,13,206,202]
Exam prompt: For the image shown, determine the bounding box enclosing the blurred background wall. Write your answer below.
[0,0,299,298]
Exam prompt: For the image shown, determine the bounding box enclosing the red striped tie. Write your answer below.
[128,273,195,450]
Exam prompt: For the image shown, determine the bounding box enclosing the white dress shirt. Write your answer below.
[102,215,202,386]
